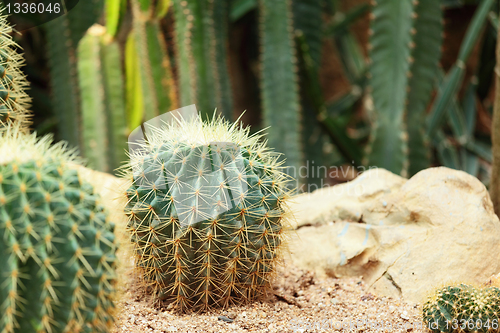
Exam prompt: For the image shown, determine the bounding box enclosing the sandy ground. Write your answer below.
[111,261,426,333]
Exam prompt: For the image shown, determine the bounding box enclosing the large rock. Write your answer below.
[287,167,500,303]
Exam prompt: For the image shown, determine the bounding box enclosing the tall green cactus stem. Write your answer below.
[123,115,291,311]
[423,284,500,333]
[45,0,104,148]
[129,0,176,123]
[0,12,31,132]
[172,0,233,119]
[365,0,414,176]
[406,0,443,176]
[77,24,128,174]
[259,0,302,176]
[209,0,234,120]
[0,126,117,333]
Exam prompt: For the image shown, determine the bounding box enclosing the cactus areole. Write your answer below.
[0,127,118,333]
[124,114,292,311]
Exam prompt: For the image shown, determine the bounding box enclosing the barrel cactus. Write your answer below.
[124,114,292,311]
[423,284,500,333]
[0,12,31,132]
[0,126,118,333]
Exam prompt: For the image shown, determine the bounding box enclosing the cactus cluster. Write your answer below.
[0,126,118,333]
[423,284,500,333]
[124,115,291,311]
[0,13,31,132]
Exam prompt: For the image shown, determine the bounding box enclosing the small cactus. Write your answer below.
[0,126,118,333]
[422,284,500,333]
[123,114,292,311]
[0,11,31,132]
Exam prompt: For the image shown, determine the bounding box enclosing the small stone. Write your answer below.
[401,310,410,320]
[218,315,234,323]
[389,305,395,313]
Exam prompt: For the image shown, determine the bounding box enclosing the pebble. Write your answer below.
[217,315,234,323]
[401,310,410,320]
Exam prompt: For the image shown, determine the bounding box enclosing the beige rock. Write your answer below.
[287,167,500,303]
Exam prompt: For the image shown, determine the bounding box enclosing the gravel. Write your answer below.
[111,260,427,333]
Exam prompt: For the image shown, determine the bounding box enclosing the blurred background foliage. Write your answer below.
[6,0,499,191]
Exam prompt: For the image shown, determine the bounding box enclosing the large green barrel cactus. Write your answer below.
[423,284,500,333]
[0,12,31,132]
[124,114,291,311]
[0,127,118,333]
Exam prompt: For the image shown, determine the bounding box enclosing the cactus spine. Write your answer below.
[423,284,500,333]
[124,114,291,311]
[0,12,31,132]
[0,126,118,333]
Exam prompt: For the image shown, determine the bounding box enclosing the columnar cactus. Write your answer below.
[124,114,292,311]
[0,126,118,333]
[0,12,31,132]
[423,284,500,333]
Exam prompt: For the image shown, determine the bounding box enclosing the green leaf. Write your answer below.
[326,3,370,36]
[463,80,477,137]
[334,31,366,83]
[434,130,460,170]
[326,84,364,118]
[230,0,257,21]
[426,65,464,138]
[461,149,479,176]
[457,0,494,63]
[465,140,492,162]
